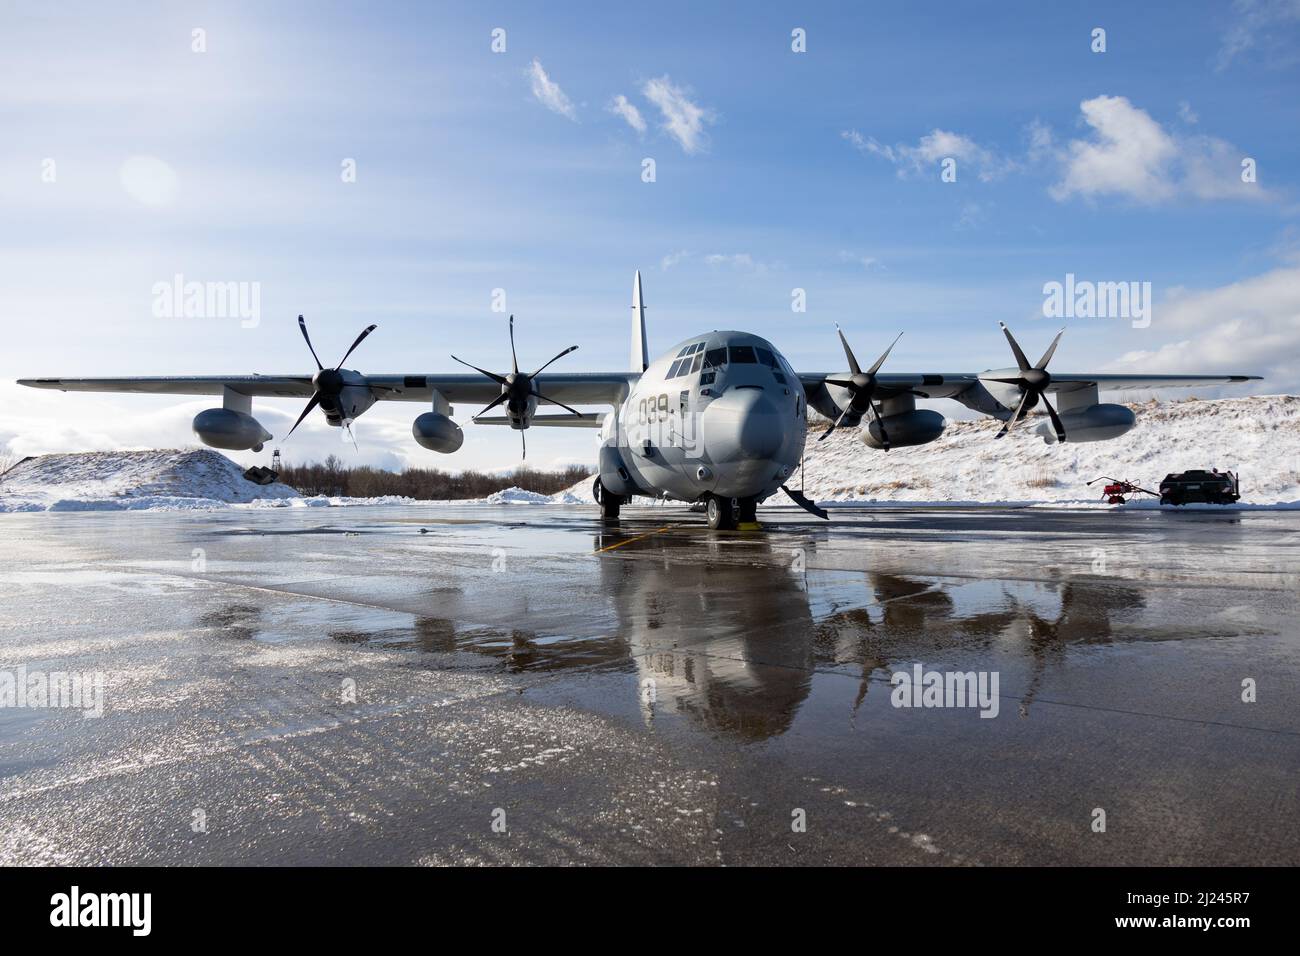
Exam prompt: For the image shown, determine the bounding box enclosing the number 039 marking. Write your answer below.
[637,393,672,424]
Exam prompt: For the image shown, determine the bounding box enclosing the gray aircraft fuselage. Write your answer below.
[604,330,807,503]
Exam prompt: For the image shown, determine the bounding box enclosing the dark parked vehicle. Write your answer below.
[1159,469,1240,505]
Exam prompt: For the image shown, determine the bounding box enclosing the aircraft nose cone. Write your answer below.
[702,387,784,461]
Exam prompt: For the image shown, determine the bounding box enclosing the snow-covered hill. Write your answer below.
[555,395,1300,506]
[0,449,300,512]
[5,397,1295,512]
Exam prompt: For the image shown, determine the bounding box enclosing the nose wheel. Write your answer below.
[706,495,735,530]
[706,494,757,530]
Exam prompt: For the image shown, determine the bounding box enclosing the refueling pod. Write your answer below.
[1035,403,1135,444]
[860,408,946,450]
[192,408,273,452]
[412,412,464,453]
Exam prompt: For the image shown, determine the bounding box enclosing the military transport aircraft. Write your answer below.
[19,272,1260,529]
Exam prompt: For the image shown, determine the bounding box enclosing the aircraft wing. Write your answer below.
[797,371,1261,399]
[18,372,638,406]
[18,375,317,397]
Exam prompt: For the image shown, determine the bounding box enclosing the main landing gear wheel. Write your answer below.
[594,478,622,521]
[706,494,737,530]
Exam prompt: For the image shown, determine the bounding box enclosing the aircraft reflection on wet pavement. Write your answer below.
[187,530,1161,743]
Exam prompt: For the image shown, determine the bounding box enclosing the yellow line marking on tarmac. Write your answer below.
[593,525,676,553]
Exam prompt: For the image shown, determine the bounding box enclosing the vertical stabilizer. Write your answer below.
[631,270,649,372]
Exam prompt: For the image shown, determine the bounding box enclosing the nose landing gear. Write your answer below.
[705,494,759,530]
[706,494,735,530]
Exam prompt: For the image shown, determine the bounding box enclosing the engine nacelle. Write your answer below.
[412,412,464,453]
[1035,403,1135,444]
[860,409,946,450]
[192,408,273,452]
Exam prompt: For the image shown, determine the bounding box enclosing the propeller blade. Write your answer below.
[285,391,322,440]
[530,345,578,378]
[999,321,1032,371]
[336,324,377,369]
[536,392,583,416]
[866,332,903,377]
[343,420,359,451]
[508,314,519,374]
[869,401,890,451]
[1035,328,1066,370]
[817,404,853,441]
[995,389,1032,439]
[823,378,856,389]
[1041,393,1067,443]
[298,315,324,371]
[472,392,509,419]
[520,428,526,460]
[451,355,508,385]
[835,324,862,375]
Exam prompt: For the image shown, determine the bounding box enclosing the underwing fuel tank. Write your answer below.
[412,412,464,453]
[860,409,945,449]
[192,408,273,452]
[1036,403,1136,444]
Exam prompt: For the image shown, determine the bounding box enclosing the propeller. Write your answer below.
[284,315,377,441]
[450,314,580,460]
[818,327,906,449]
[987,322,1067,443]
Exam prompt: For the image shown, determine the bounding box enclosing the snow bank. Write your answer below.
[8,396,1294,513]
[553,395,1300,507]
[0,449,299,512]
[799,394,1300,505]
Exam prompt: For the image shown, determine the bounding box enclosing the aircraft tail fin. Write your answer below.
[631,270,649,372]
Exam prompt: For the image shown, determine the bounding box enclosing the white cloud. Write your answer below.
[1049,96,1178,202]
[836,250,881,270]
[954,201,987,231]
[642,75,714,154]
[607,94,646,134]
[842,127,1015,182]
[658,250,773,272]
[1108,266,1300,391]
[119,155,178,206]
[1178,100,1199,125]
[703,253,755,270]
[1049,95,1270,204]
[1026,120,1055,163]
[526,59,577,121]
[1217,0,1300,71]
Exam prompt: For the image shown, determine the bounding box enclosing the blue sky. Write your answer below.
[2,0,1298,471]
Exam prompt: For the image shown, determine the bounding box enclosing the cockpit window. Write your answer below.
[755,347,778,368]
[729,345,757,364]
[676,345,692,358]
[703,348,726,368]
[691,353,704,373]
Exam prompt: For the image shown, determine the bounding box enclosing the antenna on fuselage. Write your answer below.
[631,270,649,373]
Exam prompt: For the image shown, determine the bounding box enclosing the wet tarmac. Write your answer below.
[0,503,1297,865]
